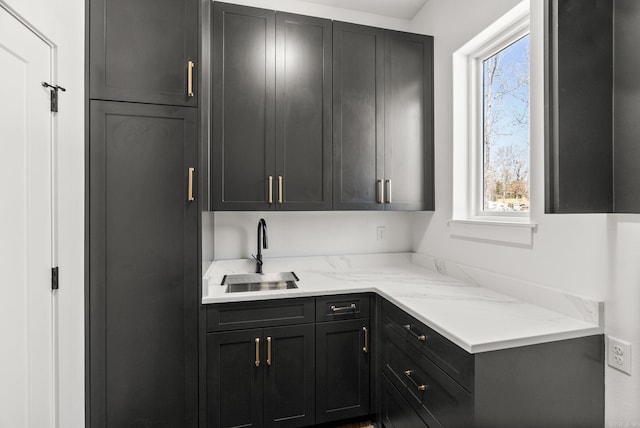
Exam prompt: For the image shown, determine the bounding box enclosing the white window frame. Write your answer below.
[450,0,536,245]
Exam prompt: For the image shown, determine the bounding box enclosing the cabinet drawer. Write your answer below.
[383,300,473,390]
[316,293,370,322]
[206,298,315,332]
[380,373,431,428]
[383,325,471,428]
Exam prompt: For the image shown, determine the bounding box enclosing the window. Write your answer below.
[481,34,530,215]
[452,0,531,222]
[450,1,535,245]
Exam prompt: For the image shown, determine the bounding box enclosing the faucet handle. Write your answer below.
[251,255,263,265]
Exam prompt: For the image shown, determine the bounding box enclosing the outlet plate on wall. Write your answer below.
[608,336,632,375]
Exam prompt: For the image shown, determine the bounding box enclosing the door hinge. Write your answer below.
[51,267,59,290]
[42,82,66,112]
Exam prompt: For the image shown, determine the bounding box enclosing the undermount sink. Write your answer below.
[221,271,299,293]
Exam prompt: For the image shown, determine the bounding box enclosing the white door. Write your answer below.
[0,6,55,428]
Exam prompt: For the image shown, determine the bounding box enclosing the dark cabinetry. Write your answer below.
[315,294,372,423]
[212,3,332,210]
[546,0,640,213]
[211,4,434,212]
[333,22,433,210]
[207,325,316,428]
[206,298,318,428]
[205,294,372,428]
[88,101,199,427]
[87,0,200,426]
[379,300,604,428]
[89,0,199,106]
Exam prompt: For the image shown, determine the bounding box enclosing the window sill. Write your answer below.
[448,218,537,247]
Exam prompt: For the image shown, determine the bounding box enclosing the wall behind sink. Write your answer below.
[208,211,414,260]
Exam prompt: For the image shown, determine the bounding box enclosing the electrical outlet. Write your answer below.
[608,337,632,375]
[377,226,385,241]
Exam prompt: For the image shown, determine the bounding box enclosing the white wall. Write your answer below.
[212,211,413,260]
[1,0,85,427]
[409,0,638,425]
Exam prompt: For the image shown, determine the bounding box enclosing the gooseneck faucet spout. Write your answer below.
[254,218,268,274]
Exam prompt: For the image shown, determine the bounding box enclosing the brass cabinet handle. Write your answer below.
[362,327,369,353]
[268,176,273,204]
[404,370,427,392]
[187,167,195,202]
[254,338,260,367]
[330,303,356,313]
[266,336,272,366]
[403,324,426,342]
[377,180,384,204]
[187,60,195,97]
[278,176,283,204]
[386,179,392,203]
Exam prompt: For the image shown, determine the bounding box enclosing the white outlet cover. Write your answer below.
[608,336,632,375]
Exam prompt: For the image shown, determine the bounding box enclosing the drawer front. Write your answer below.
[380,373,432,428]
[316,293,370,322]
[383,325,472,428]
[206,298,315,332]
[383,300,473,390]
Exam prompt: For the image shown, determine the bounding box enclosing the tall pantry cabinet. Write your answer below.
[86,0,200,426]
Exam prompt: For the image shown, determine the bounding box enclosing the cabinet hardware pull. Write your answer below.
[268,176,273,204]
[278,176,283,204]
[330,303,356,313]
[254,338,260,367]
[403,324,426,342]
[188,167,195,201]
[187,60,195,97]
[377,180,384,204]
[403,370,427,392]
[386,179,392,203]
[362,327,369,353]
[267,336,272,366]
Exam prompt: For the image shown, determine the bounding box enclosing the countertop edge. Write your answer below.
[201,284,602,354]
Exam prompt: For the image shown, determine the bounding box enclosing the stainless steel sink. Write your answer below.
[222,271,299,293]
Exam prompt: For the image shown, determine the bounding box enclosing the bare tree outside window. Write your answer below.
[482,34,530,213]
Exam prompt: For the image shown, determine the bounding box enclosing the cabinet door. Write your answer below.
[207,330,264,428]
[384,31,434,211]
[275,13,332,210]
[333,22,385,210]
[614,0,640,212]
[545,0,613,213]
[316,319,371,423]
[264,325,316,428]
[380,374,429,428]
[212,3,276,210]
[89,0,198,105]
[89,101,198,427]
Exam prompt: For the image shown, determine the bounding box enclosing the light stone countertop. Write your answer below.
[202,253,603,353]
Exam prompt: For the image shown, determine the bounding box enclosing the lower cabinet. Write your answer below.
[380,374,431,428]
[206,294,372,428]
[316,319,371,423]
[379,299,604,428]
[88,101,199,427]
[207,325,315,428]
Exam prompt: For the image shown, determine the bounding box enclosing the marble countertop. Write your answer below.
[202,253,602,353]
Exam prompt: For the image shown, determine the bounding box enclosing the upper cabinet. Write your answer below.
[613,0,640,213]
[211,3,332,210]
[89,0,199,106]
[333,22,434,210]
[210,4,434,212]
[383,31,434,211]
[547,0,640,213]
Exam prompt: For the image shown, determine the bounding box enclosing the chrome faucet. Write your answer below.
[253,218,268,274]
